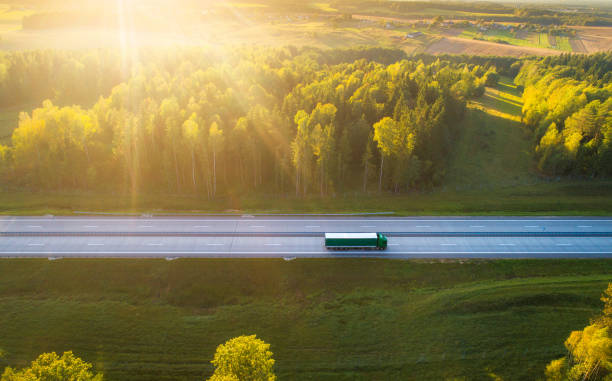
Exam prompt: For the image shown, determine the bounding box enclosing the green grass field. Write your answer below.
[445,77,532,189]
[0,259,609,380]
[458,27,573,52]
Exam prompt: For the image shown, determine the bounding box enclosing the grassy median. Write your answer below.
[0,259,610,380]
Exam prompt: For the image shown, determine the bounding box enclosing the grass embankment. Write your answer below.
[0,259,610,380]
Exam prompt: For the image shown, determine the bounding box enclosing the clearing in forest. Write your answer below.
[445,77,535,190]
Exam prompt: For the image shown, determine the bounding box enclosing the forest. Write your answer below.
[0,47,486,196]
[1,47,611,197]
[516,52,612,177]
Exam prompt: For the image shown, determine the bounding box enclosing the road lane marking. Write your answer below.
[27,243,44,246]
[264,243,282,246]
[556,243,572,246]
[305,225,320,228]
[84,225,98,228]
[577,225,592,228]
[193,225,209,228]
[139,225,153,228]
[4,251,612,256]
[87,243,104,246]
[470,225,485,228]
[27,225,42,228]
[249,225,265,228]
[146,243,163,246]
[388,243,399,246]
[9,218,612,222]
[416,225,431,228]
[440,243,457,246]
[498,243,516,246]
[206,243,224,246]
[360,225,376,228]
[524,225,539,228]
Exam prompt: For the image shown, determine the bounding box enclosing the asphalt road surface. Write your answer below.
[1,216,612,258]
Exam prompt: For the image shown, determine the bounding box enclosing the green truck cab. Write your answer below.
[324,233,388,250]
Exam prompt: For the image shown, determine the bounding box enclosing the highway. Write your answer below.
[1,216,612,258]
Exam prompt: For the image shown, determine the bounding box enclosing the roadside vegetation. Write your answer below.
[0,259,610,380]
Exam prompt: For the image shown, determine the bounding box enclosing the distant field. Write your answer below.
[458,27,572,52]
[0,4,34,32]
[0,259,609,380]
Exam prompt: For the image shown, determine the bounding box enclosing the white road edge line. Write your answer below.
[3,251,612,255]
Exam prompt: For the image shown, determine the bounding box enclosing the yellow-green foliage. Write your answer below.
[516,55,612,176]
[545,284,612,381]
[1,351,103,381]
[209,335,275,381]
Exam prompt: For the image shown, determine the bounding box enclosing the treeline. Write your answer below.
[0,47,495,196]
[516,53,612,176]
[0,49,126,107]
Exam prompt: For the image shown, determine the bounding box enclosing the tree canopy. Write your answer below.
[209,335,275,381]
[1,351,103,381]
[545,283,612,381]
[0,46,489,195]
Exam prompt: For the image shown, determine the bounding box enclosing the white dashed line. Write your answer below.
[265,243,282,246]
[498,243,516,246]
[577,225,592,228]
[360,225,376,228]
[416,225,431,228]
[305,225,320,228]
[440,243,457,246]
[250,225,265,228]
[146,243,163,246]
[206,243,224,246]
[193,225,209,228]
[524,226,539,228]
[27,225,42,228]
[87,243,104,246]
[84,225,98,228]
[387,244,400,246]
[139,225,153,228]
[470,225,485,228]
[27,243,44,246]
[556,243,572,246]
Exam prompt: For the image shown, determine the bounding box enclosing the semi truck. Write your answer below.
[324,233,388,250]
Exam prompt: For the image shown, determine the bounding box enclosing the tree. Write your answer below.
[209,121,224,198]
[182,113,201,190]
[208,335,275,381]
[1,351,103,381]
[373,117,396,192]
[361,133,375,192]
[544,283,612,381]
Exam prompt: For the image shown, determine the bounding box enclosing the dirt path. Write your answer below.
[570,38,587,53]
